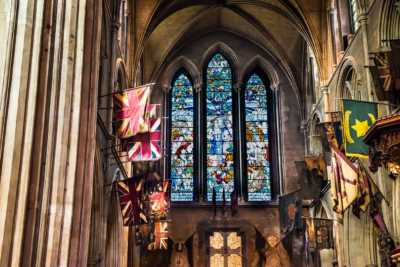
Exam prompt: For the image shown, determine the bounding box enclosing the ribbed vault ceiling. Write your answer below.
[138,0,325,84]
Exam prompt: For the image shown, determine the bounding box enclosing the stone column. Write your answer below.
[0,0,46,266]
[0,0,17,156]
[0,0,103,266]
[321,86,330,122]
[271,83,284,195]
[358,13,374,101]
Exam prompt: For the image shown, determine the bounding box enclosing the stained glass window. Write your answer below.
[206,53,234,201]
[245,73,271,201]
[170,73,194,201]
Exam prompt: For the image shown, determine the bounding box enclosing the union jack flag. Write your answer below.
[116,178,147,226]
[127,104,162,161]
[113,85,151,139]
[148,221,169,250]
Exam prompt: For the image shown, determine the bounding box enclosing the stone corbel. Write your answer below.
[162,84,172,93]
[194,82,202,93]
[270,82,280,92]
[233,82,242,93]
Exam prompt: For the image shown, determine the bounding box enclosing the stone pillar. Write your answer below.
[0,0,102,266]
[0,0,46,266]
[321,86,330,122]
[271,83,284,195]
[0,0,17,155]
[358,13,374,101]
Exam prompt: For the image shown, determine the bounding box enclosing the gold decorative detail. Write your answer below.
[210,254,224,267]
[344,110,355,143]
[227,232,242,250]
[227,254,242,267]
[210,232,224,250]
[351,119,370,137]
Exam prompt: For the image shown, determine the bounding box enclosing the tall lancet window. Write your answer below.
[205,53,235,201]
[170,72,195,202]
[244,73,272,201]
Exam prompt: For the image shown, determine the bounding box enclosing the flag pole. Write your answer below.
[279,187,302,197]
[101,143,124,151]
[99,83,156,98]
[97,114,129,179]
[336,97,399,107]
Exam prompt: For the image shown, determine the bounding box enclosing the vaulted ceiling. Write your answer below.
[133,0,328,85]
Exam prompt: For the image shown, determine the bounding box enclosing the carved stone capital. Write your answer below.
[233,82,242,93]
[194,82,202,93]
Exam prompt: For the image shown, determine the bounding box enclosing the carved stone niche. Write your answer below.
[364,113,400,179]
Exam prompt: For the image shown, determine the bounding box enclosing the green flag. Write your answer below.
[342,99,378,158]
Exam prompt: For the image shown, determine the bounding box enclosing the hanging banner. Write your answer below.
[342,99,378,158]
[126,104,162,161]
[149,180,169,219]
[113,84,152,139]
[306,218,334,250]
[147,220,169,250]
[330,148,358,213]
[116,178,147,226]
[279,192,303,233]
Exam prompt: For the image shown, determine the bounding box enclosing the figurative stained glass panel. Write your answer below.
[206,53,234,201]
[170,73,194,201]
[245,74,272,201]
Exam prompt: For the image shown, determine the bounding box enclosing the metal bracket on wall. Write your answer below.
[97,113,129,180]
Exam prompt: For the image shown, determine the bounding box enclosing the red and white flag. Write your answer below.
[148,221,169,250]
[116,178,147,226]
[113,85,151,139]
[149,180,169,218]
[127,104,162,161]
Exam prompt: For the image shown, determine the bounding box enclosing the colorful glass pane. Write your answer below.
[206,53,234,201]
[245,74,271,201]
[170,73,194,201]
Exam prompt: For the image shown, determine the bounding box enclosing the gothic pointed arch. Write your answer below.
[335,57,360,109]
[115,58,129,89]
[239,55,278,89]
[201,42,240,86]
[379,0,400,49]
[159,56,200,91]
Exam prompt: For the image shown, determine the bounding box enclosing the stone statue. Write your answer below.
[264,233,291,267]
